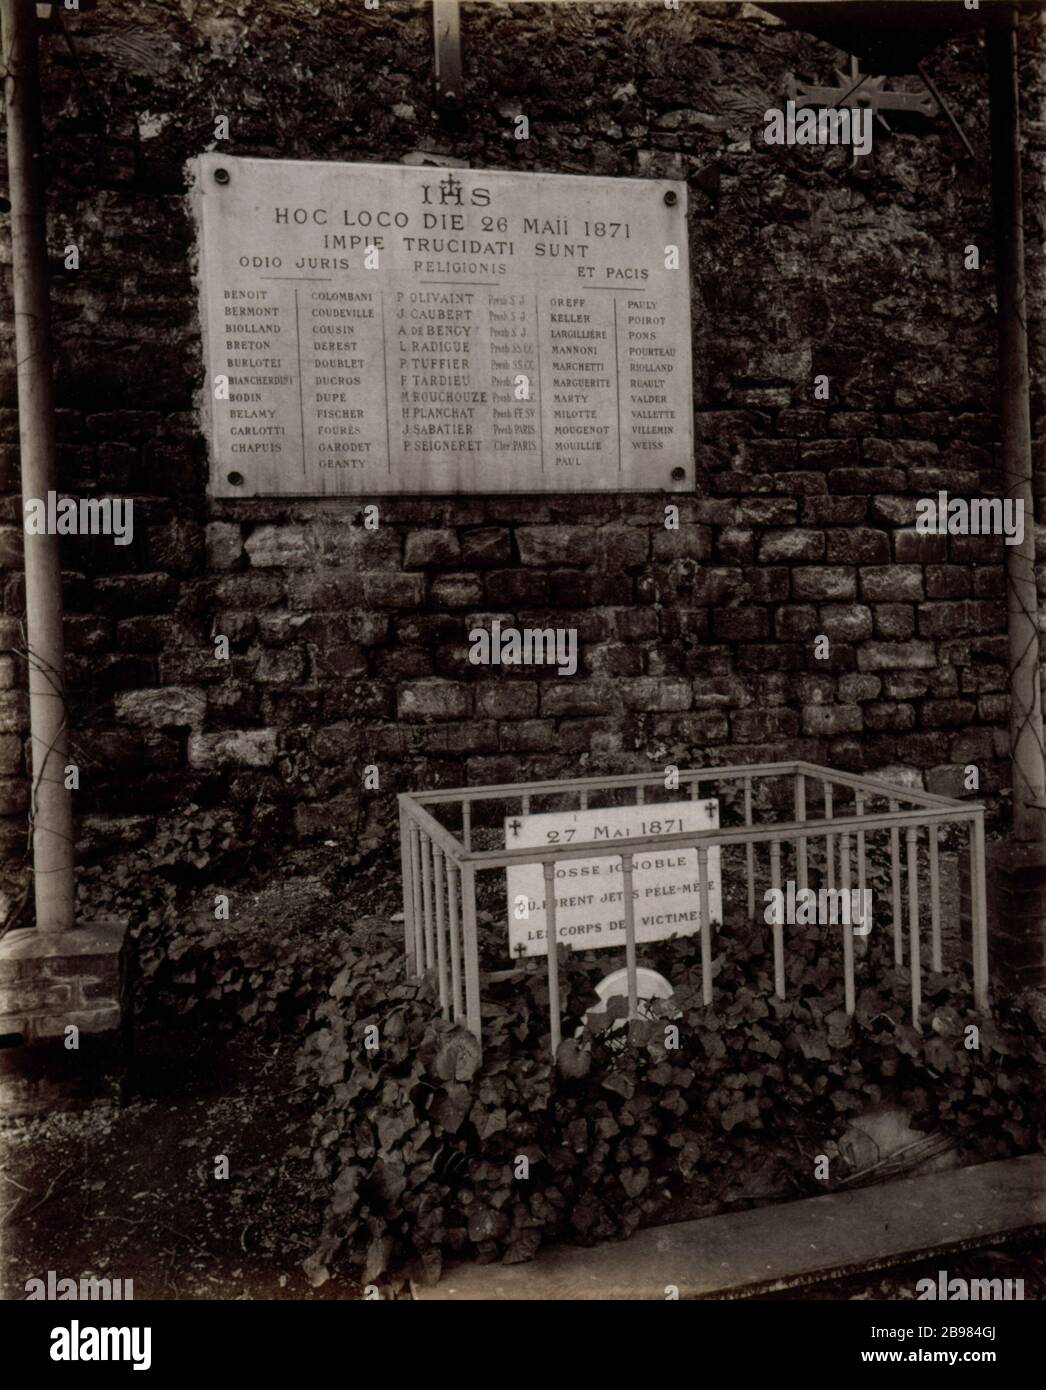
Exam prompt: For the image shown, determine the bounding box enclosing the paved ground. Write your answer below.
[415,1155,1046,1300]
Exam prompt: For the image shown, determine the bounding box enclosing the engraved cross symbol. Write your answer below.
[514,942,527,958]
[509,818,522,836]
[439,171,463,205]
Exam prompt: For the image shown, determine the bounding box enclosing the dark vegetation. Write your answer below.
[3,801,1034,1297]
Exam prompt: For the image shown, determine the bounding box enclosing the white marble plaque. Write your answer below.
[192,155,693,496]
[505,800,722,959]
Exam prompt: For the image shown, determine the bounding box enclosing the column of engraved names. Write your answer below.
[543,292,618,479]
[303,287,385,477]
[393,288,485,469]
[221,286,296,468]
[624,296,679,464]
[487,291,540,472]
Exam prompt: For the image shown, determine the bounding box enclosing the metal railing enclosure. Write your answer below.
[398,761,988,1060]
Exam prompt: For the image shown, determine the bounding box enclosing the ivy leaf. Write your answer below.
[433,1028,483,1082]
[474,1106,508,1141]
[602,1070,635,1101]
[331,1165,361,1217]
[431,1083,471,1134]
[924,1038,955,1074]
[370,1159,407,1204]
[721,1100,746,1133]
[467,1204,510,1243]
[556,1038,592,1079]
[825,1010,853,1048]
[363,1233,395,1284]
[414,1246,443,1287]
[620,1166,650,1197]
[503,1230,542,1264]
[797,1031,831,1062]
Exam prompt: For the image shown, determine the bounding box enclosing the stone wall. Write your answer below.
[1,0,1045,900]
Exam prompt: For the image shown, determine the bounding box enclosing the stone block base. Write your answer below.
[0,921,130,1117]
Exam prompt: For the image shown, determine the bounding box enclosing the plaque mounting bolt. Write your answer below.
[227,471,244,486]
[663,189,678,206]
[214,168,230,185]
[671,467,686,482]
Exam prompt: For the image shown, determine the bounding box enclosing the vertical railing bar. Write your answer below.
[621,853,638,1021]
[461,863,482,1053]
[698,844,713,1006]
[690,778,700,802]
[770,838,785,1000]
[462,799,472,852]
[825,781,835,891]
[579,788,588,810]
[447,860,463,1022]
[420,831,435,971]
[907,825,922,1029]
[855,791,866,909]
[744,776,755,919]
[522,794,530,816]
[400,809,417,973]
[795,771,807,893]
[410,824,425,976]
[841,829,855,1016]
[971,812,989,1012]
[636,786,644,806]
[433,846,449,1019]
[929,823,942,973]
[890,798,902,966]
[543,861,561,1055]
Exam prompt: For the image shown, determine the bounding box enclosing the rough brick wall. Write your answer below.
[1,0,1044,895]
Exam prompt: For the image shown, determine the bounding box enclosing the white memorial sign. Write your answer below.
[506,800,722,959]
[192,154,693,496]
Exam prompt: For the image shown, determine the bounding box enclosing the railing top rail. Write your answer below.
[399,761,964,812]
[399,761,801,806]
[400,798,982,869]
[792,761,960,808]
[398,796,464,861]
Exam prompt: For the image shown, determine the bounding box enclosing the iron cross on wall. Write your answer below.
[788,55,940,169]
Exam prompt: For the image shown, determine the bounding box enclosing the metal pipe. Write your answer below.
[743,776,754,917]
[2,0,75,931]
[698,845,713,1006]
[988,4,1046,843]
[420,832,435,970]
[889,799,903,966]
[621,853,638,1021]
[907,826,922,1029]
[929,824,942,973]
[841,830,855,1016]
[447,860,463,1022]
[399,805,416,970]
[971,813,990,1012]
[410,761,956,809]
[461,863,481,1050]
[543,861,561,1055]
[469,802,973,871]
[770,838,784,999]
[433,845,448,1018]
[409,823,424,976]
[855,792,866,907]
[825,781,835,891]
